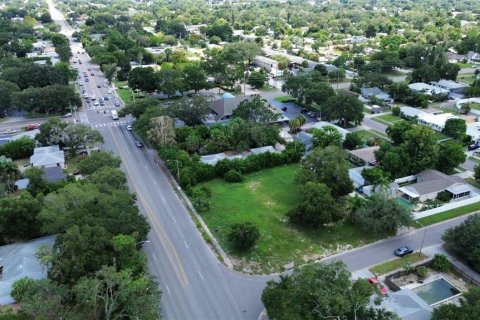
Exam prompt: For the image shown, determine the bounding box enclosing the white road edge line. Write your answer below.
[197,270,204,281]
[184,241,189,249]
[165,285,171,295]
[152,252,157,261]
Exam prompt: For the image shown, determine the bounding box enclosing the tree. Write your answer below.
[0,80,20,115]
[247,70,267,89]
[221,42,262,65]
[0,137,35,159]
[386,121,413,146]
[353,193,412,234]
[402,125,439,173]
[0,155,19,191]
[409,65,440,83]
[436,141,466,174]
[0,191,42,244]
[147,116,176,147]
[323,93,364,127]
[304,82,335,109]
[183,64,208,92]
[475,165,480,183]
[78,151,121,175]
[361,167,390,187]
[24,167,50,196]
[297,146,353,198]
[288,182,344,227]
[157,68,184,97]
[36,118,68,146]
[375,144,411,178]
[343,132,364,150]
[166,96,210,126]
[101,63,117,83]
[227,222,260,250]
[232,95,279,123]
[128,67,157,93]
[442,118,466,140]
[205,19,233,41]
[443,214,480,272]
[312,126,343,148]
[86,167,128,194]
[73,266,161,320]
[262,261,395,320]
[61,124,103,156]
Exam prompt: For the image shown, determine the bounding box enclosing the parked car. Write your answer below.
[90,73,94,76]
[72,169,81,175]
[126,125,132,131]
[135,140,143,147]
[62,113,73,118]
[26,124,39,130]
[468,144,479,151]
[394,246,413,257]
[368,278,388,295]
[85,78,89,82]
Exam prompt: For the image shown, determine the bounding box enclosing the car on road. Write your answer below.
[97,84,101,88]
[394,246,413,257]
[85,78,89,82]
[90,72,94,76]
[104,96,109,100]
[468,144,479,151]
[114,101,121,106]
[93,101,99,106]
[3,129,17,134]
[368,278,388,295]
[135,140,143,147]
[26,124,39,130]
[87,68,91,71]
[107,89,112,94]
[126,125,132,131]
[79,82,84,86]
[62,113,73,118]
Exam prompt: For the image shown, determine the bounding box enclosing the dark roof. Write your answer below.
[42,166,66,183]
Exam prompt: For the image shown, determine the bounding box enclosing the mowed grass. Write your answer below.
[369,253,428,276]
[200,165,385,273]
[274,95,296,103]
[415,202,480,227]
[372,114,404,126]
[355,129,389,141]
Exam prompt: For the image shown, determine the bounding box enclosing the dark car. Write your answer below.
[97,84,101,88]
[135,140,143,147]
[394,246,413,257]
[468,144,479,151]
[104,96,109,100]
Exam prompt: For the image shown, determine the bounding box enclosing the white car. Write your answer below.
[107,89,112,94]
[126,125,132,131]
[93,101,99,106]
[61,113,73,118]
[3,129,17,134]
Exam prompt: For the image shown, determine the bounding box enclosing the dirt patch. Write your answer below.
[247,181,261,191]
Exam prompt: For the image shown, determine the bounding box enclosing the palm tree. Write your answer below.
[0,155,20,191]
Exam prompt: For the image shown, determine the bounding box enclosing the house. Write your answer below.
[252,56,283,77]
[294,131,313,150]
[397,169,470,202]
[360,87,393,104]
[445,52,466,63]
[345,36,369,44]
[429,80,468,94]
[43,166,66,183]
[209,93,254,121]
[408,83,449,96]
[303,121,350,140]
[466,121,480,141]
[0,236,55,305]
[400,106,424,119]
[467,51,480,63]
[30,145,65,169]
[380,289,432,320]
[348,146,380,166]
[416,112,458,132]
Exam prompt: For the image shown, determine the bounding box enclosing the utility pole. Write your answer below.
[419,229,427,255]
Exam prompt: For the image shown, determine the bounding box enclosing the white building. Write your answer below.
[252,56,283,76]
[430,80,468,94]
[30,145,65,169]
[408,83,449,96]
[417,112,458,132]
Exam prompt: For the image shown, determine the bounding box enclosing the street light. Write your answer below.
[167,159,180,182]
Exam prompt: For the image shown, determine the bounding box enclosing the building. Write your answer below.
[30,145,65,169]
[345,36,369,44]
[397,169,470,202]
[348,146,380,166]
[360,87,393,104]
[430,80,468,94]
[466,121,480,141]
[252,56,283,77]
[467,51,480,63]
[303,121,350,140]
[416,112,458,132]
[399,106,424,119]
[408,83,449,96]
[209,93,253,121]
[380,289,432,320]
[294,131,313,150]
[0,236,55,305]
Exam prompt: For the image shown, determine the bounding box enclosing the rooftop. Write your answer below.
[398,169,465,198]
[348,146,380,165]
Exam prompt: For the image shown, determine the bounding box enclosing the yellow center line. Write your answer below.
[108,126,189,286]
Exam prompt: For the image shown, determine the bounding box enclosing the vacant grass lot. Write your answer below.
[200,165,385,273]
[274,95,296,103]
[355,129,389,141]
[372,114,404,126]
[369,253,428,276]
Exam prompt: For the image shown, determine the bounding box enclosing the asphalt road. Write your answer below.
[47,2,480,319]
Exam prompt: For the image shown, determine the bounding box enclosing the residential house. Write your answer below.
[397,169,470,202]
[445,52,466,63]
[399,106,424,119]
[430,80,468,95]
[0,236,55,305]
[30,145,65,169]
[360,87,393,105]
[43,166,66,183]
[408,83,449,96]
[345,36,369,44]
[416,112,459,132]
[348,146,380,166]
[209,93,253,121]
[303,121,350,140]
[466,121,480,141]
[252,56,283,77]
[467,51,480,62]
[294,131,313,150]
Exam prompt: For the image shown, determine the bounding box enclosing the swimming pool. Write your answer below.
[412,278,461,305]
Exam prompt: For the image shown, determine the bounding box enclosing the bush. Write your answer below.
[431,254,450,272]
[391,106,400,116]
[416,266,428,279]
[436,191,452,202]
[0,137,35,159]
[227,222,260,250]
[224,170,244,183]
[189,186,212,213]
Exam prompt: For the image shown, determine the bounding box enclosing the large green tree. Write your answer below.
[0,155,19,191]
[262,261,395,320]
[232,95,279,123]
[78,151,121,175]
[166,96,211,126]
[436,141,466,174]
[442,118,466,140]
[157,68,184,97]
[323,93,364,127]
[127,67,157,93]
[312,126,343,149]
[402,125,439,173]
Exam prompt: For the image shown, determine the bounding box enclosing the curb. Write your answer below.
[151,152,234,269]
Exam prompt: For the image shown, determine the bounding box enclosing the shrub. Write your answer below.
[224,170,244,183]
[227,222,260,250]
[391,106,400,116]
[416,266,428,279]
[431,254,450,272]
[436,191,452,202]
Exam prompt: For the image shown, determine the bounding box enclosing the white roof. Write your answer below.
[400,106,425,118]
[467,121,480,140]
[417,113,458,128]
[303,121,350,139]
[408,83,449,95]
[250,146,276,154]
[430,80,468,90]
[30,151,65,167]
[33,145,60,154]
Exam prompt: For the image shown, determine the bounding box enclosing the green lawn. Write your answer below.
[355,129,389,141]
[369,253,428,276]
[65,155,87,174]
[457,63,474,68]
[415,202,480,227]
[274,95,296,103]
[457,74,476,83]
[372,114,404,126]
[465,177,480,189]
[200,165,386,273]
